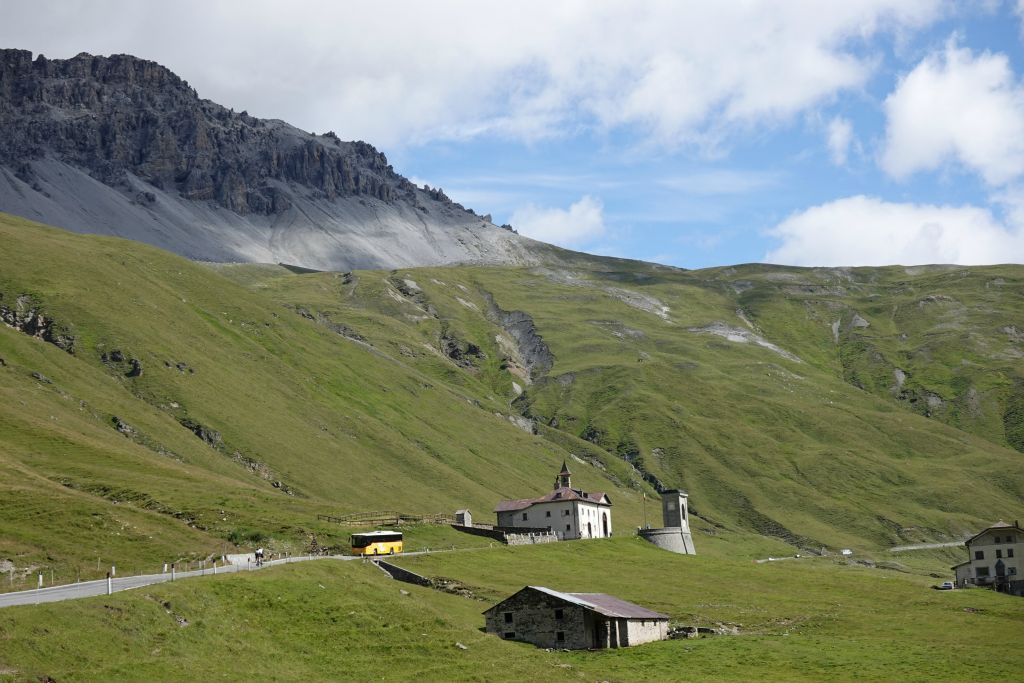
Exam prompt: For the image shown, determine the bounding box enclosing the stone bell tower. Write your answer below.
[554,461,572,489]
[662,489,690,529]
[638,489,697,555]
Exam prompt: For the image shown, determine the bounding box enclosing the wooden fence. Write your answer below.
[317,511,455,527]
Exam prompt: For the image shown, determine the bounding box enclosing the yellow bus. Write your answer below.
[350,530,404,556]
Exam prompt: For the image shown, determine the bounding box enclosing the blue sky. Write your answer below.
[4,1,1024,268]
[389,3,1024,268]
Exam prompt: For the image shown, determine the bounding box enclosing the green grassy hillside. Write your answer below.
[0,214,655,587]
[701,263,1024,452]
[2,541,1022,682]
[221,253,1023,553]
[1,211,1021,587]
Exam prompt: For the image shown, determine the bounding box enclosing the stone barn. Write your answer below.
[483,586,669,649]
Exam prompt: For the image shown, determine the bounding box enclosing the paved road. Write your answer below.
[888,541,965,552]
[0,552,433,609]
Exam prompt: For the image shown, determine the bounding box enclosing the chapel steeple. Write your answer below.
[554,461,572,490]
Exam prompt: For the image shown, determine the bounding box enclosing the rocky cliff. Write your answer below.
[0,49,548,270]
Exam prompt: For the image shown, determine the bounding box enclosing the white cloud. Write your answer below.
[509,196,607,248]
[881,40,1024,185]
[0,1,942,148]
[827,117,854,165]
[765,195,1024,266]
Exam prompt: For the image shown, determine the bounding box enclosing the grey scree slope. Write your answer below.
[0,50,553,271]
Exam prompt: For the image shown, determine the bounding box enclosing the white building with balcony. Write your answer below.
[952,520,1022,596]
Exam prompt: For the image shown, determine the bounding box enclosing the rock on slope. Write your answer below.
[0,49,548,270]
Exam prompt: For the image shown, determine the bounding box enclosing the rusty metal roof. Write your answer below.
[529,586,669,620]
[494,497,538,513]
[494,487,611,513]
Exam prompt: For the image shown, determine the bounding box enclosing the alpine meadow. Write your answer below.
[2,6,1024,681]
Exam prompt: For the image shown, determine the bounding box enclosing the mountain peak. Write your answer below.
[0,50,546,270]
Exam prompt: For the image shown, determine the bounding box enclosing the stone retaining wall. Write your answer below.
[373,560,430,587]
[637,526,696,554]
[506,532,559,546]
[451,524,559,544]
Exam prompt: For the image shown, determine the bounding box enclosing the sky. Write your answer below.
[3,1,1024,268]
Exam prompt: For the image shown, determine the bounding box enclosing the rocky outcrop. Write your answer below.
[177,414,295,493]
[316,313,366,343]
[687,321,801,363]
[482,292,554,380]
[111,415,135,436]
[101,348,144,378]
[440,323,484,369]
[0,50,555,271]
[178,417,222,447]
[0,50,413,214]
[0,293,76,353]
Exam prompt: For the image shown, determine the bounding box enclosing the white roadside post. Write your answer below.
[171,563,176,581]
[106,572,112,595]
[111,565,116,578]
[37,574,43,589]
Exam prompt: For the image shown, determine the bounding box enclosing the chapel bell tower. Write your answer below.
[554,461,572,489]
